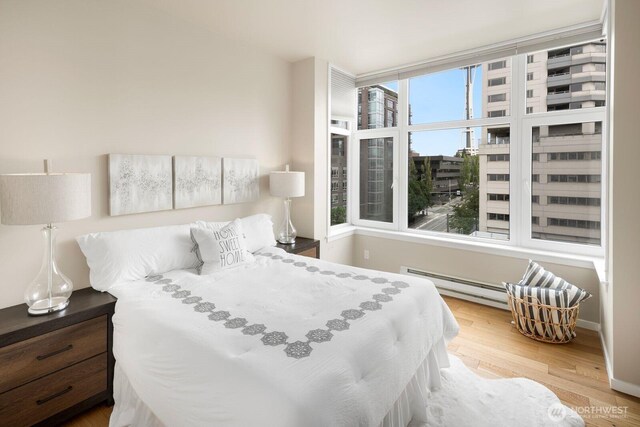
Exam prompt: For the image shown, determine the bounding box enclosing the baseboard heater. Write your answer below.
[400,266,510,311]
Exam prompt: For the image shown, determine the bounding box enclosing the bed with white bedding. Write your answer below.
[106,247,459,427]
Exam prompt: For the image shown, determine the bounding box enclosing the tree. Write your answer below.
[407,157,433,223]
[331,206,347,225]
[450,154,480,234]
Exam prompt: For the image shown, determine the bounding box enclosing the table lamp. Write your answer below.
[0,161,91,315]
[269,165,305,244]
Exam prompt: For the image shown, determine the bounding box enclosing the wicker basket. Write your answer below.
[506,293,579,344]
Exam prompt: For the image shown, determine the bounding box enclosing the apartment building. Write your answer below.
[412,155,463,201]
[479,42,606,244]
[357,85,398,222]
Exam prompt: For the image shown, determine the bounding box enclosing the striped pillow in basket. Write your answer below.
[520,260,592,306]
[504,282,575,341]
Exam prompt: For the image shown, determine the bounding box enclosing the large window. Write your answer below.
[343,38,607,255]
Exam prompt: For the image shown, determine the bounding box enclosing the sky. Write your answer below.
[380,66,484,157]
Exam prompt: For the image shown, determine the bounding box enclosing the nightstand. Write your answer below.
[276,237,320,259]
[0,288,116,427]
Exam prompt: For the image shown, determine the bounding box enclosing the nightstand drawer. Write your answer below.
[297,247,318,258]
[0,352,107,427]
[0,315,107,394]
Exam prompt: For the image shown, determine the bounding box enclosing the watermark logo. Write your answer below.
[547,403,629,422]
[547,403,567,422]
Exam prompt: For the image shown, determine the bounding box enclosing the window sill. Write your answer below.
[353,226,604,270]
[326,225,357,242]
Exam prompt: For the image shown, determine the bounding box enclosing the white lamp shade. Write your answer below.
[270,171,305,198]
[0,173,92,225]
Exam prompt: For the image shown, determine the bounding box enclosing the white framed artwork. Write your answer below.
[108,154,173,216]
[223,158,259,204]
[173,156,222,209]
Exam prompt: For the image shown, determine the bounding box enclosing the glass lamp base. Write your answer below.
[28,297,69,316]
[277,235,296,245]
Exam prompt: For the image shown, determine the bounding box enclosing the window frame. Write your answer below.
[329,125,353,231]
[346,39,606,258]
[351,129,400,230]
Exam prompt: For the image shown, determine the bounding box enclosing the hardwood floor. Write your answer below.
[65,296,640,426]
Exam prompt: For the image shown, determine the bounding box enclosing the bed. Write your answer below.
[103,246,457,427]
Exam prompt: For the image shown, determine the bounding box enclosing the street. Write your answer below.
[410,196,462,232]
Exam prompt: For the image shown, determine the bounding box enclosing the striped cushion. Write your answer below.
[520,260,592,307]
[504,282,575,341]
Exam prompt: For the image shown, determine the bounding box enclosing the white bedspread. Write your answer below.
[108,248,459,427]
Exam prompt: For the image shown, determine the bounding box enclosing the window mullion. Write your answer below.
[398,80,409,231]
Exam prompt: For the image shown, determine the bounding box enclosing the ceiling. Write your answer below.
[141,0,605,75]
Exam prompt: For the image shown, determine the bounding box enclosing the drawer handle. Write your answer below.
[36,344,73,361]
[36,386,73,405]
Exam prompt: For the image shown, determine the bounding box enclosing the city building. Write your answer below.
[413,155,462,201]
[330,134,348,213]
[479,42,606,244]
[357,85,398,222]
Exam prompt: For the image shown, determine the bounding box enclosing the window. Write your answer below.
[488,60,507,70]
[548,174,600,183]
[531,121,603,245]
[330,133,349,226]
[409,58,511,123]
[527,41,606,114]
[350,37,606,255]
[488,77,506,87]
[488,193,510,201]
[407,125,510,239]
[358,82,398,130]
[548,196,600,206]
[488,213,510,221]
[548,151,601,161]
[359,137,395,223]
[488,174,509,181]
[548,218,600,229]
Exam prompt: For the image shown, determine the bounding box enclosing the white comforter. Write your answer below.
[108,247,459,427]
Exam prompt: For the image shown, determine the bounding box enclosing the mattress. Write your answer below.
[107,247,459,426]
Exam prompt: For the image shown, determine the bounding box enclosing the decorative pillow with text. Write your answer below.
[190,219,254,275]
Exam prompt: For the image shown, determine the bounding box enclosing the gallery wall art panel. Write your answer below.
[109,154,173,216]
[223,158,259,204]
[173,156,222,209]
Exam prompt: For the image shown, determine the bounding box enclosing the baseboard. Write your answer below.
[576,318,601,332]
[610,377,640,398]
[599,331,640,398]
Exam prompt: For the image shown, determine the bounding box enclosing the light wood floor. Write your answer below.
[64,296,640,427]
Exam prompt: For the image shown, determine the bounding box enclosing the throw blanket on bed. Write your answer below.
[108,247,459,427]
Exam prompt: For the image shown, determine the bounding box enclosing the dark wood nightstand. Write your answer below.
[276,237,320,259]
[0,288,116,427]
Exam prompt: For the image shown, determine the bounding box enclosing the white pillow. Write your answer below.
[240,214,276,252]
[76,224,199,291]
[190,219,255,275]
[194,214,275,253]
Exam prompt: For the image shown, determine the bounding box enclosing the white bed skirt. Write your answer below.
[109,338,450,427]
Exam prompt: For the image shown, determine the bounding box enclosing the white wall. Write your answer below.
[0,0,292,308]
[606,0,640,396]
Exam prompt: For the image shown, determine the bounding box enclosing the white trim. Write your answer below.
[600,329,640,398]
[610,378,640,399]
[576,318,600,332]
[356,226,602,270]
[326,224,356,242]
